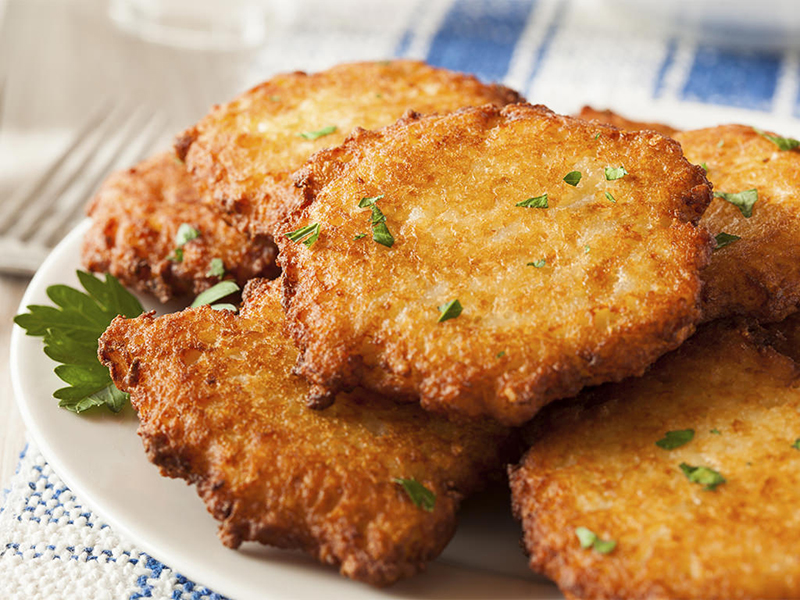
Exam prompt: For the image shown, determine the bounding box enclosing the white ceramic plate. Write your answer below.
[9,219,556,600]
[11,106,800,600]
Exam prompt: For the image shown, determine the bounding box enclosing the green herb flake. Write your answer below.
[516,194,548,208]
[604,191,617,203]
[717,139,725,148]
[206,258,225,278]
[168,247,184,263]
[563,171,582,186]
[656,429,695,450]
[594,132,601,140]
[699,162,709,173]
[175,223,201,246]
[714,232,741,251]
[298,125,337,140]
[584,245,590,254]
[393,478,435,511]
[710,428,721,435]
[575,527,616,554]
[191,280,240,309]
[14,271,144,414]
[754,127,800,151]
[168,223,201,261]
[792,439,800,450]
[604,165,628,180]
[714,189,758,218]
[496,351,506,358]
[285,222,321,247]
[527,259,546,268]
[437,299,463,323]
[680,463,726,491]
[358,195,394,248]
[354,233,367,240]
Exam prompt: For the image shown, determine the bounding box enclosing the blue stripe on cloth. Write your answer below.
[426,0,536,82]
[525,0,567,93]
[395,27,413,58]
[653,38,677,98]
[681,45,782,111]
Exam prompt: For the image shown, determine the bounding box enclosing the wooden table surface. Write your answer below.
[0,276,30,487]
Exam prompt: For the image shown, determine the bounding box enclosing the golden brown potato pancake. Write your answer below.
[577,106,679,137]
[279,103,713,426]
[577,108,800,323]
[176,59,522,239]
[510,321,800,600]
[98,279,512,587]
[83,152,277,302]
[677,125,800,323]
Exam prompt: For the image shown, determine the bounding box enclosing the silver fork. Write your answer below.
[0,102,168,276]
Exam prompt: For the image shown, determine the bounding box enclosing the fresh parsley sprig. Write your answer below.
[14,271,144,414]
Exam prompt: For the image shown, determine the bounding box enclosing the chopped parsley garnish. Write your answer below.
[206,258,225,278]
[527,259,546,268]
[594,132,601,140]
[680,463,726,491]
[285,223,321,247]
[190,280,240,311]
[358,195,395,247]
[584,245,590,254]
[714,189,758,218]
[176,223,200,246]
[656,429,694,450]
[604,191,617,203]
[714,232,740,251]
[516,194,548,208]
[792,439,800,450]
[710,428,721,435]
[14,271,144,414]
[298,125,337,140]
[437,299,463,323]
[496,351,506,358]
[575,527,616,554]
[699,162,709,173]
[563,171,582,186]
[169,223,201,262]
[754,127,800,151]
[354,233,367,240]
[717,139,725,148]
[604,165,628,180]
[393,478,435,511]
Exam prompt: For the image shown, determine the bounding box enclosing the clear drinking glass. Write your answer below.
[109,0,281,51]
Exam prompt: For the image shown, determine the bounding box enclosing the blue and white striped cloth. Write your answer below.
[3,0,799,597]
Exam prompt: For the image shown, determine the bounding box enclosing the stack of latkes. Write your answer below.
[89,60,800,598]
